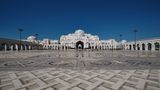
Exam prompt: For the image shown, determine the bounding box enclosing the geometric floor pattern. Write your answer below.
[0,68,160,90]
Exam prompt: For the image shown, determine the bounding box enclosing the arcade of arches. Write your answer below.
[125,39,160,51]
[0,38,41,51]
[0,43,32,51]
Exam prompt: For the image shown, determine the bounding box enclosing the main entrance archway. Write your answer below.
[76,41,84,49]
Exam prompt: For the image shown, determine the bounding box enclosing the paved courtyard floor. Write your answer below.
[0,50,160,90]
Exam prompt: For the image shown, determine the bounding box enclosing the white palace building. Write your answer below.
[41,29,119,50]
[40,29,160,51]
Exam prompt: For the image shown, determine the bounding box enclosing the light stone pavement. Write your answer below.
[0,50,160,90]
[0,68,160,90]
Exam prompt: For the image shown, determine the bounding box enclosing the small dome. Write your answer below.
[75,29,85,35]
[27,36,36,41]
[121,40,127,43]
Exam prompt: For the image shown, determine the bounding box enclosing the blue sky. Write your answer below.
[0,0,160,41]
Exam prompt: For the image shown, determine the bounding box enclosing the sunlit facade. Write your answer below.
[42,29,118,50]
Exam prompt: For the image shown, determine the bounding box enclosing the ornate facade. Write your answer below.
[41,29,160,51]
[60,29,100,49]
[42,29,118,50]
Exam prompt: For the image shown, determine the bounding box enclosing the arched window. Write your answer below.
[129,45,132,50]
[137,44,140,50]
[148,43,152,50]
[155,42,159,50]
[133,44,135,50]
[142,43,145,50]
[76,41,84,49]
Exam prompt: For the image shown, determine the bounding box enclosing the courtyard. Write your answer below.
[0,50,160,90]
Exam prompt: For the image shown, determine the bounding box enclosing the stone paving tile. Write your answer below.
[0,68,160,90]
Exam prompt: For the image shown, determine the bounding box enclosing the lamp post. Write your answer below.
[133,29,138,50]
[18,28,23,50]
[119,34,122,50]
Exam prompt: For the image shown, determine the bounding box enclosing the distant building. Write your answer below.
[23,36,40,44]
[40,39,59,49]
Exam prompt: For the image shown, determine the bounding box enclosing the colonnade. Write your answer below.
[125,40,160,51]
[43,44,117,50]
[0,43,32,51]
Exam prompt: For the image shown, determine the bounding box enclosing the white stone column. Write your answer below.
[113,45,115,50]
[53,46,55,50]
[139,44,142,50]
[64,45,66,50]
[55,45,58,50]
[131,44,134,50]
[57,45,59,50]
[29,45,31,50]
[152,42,155,51]
[135,44,137,50]
[52,46,53,50]
[108,45,110,50]
[15,44,18,50]
[10,45,13,51]
[61,45,62,50]
[25,45,27,50]
[56,45,58,50]
[21,45,23,50]
[124,45,126,50]
[96,45,99,50]
[51,45,53,50]
[125,45,128,50]
[127,45,129,50]
[53,45,56,50]
[123,44,125,50]
[145,43,148,51]
[4,44,7,51]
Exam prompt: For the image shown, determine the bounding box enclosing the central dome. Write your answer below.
[27,36,36,40]
[75,29,85,35]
